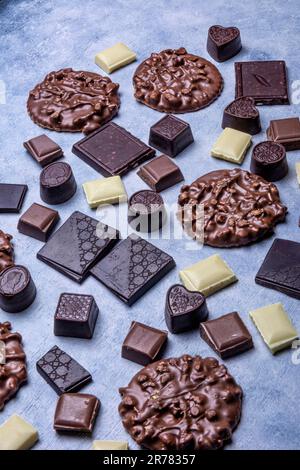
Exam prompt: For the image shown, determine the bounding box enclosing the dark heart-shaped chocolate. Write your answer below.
[207,25,242,62]
[165,284,208,333]
[222,97,261,135]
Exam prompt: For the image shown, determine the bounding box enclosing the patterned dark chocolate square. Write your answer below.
[36,345,92,395]
[90,235,175,305]
[149,114,194,157]
[54,293,99,339]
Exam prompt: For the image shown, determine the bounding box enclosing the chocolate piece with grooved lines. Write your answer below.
[119,355,243,450]
[165,284,208,333]
[255,238,300,299]
[54,393,100,432]
[0,265,36,313]
[40,162,77,205]
[91,236,175,305]
[122,321,168,365]
[267,117,300,151]
[235,61,289,105]
[149,115,194,157]
[137,155,183,192]
[222,97,261,135]
[24,135,63,167]
[54,293,99,339]
[250,141,288,182]
[18,203,59,242]
[27,69,120,134]
[0,184,28,213]
[207,25,242,62]
[72,122,155,176]
[36,345,92,395]
[200,312,253,359]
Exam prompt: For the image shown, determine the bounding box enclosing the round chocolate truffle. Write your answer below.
[250,141,288,182]
[0,265,36,313]
[40,162,77,205]
[128,190,167,233]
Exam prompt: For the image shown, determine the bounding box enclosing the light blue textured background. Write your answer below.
[0,0,300,450]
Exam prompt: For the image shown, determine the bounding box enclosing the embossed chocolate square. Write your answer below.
[54,293,99,339]
[235,61,289,105]
[149,115,194,157]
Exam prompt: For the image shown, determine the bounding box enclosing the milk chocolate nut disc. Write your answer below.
[119,355,243,450]
[0,322,27,410]
[178,169,287,248]
[133,48,223,113]
[27,68,120,134]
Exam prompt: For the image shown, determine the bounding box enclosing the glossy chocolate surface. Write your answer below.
[267,117,300,151]
[54,393,100,432]
[40,162,77,205]
[0,230,14,273]
[250,141,288,182]
[149,114,194,157]
[0,265,36,313]
[222,97,261,135]
[122,321,167,365]
[137,154,183,192]
[207,25,242,62]
[18,203,59,242]
[24,134,63,167]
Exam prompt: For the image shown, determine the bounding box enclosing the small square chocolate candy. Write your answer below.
[200,312,253,358]
[18,203,59,242]
[0,184,28,213]
[137,154,184,192]
[54,293,99,339]
[149,115,194,157]
[24,134,63,167]
[267,117,300,151]
[122,321,168,365]
[54,393,100,433]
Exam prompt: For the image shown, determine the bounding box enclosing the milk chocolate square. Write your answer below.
[122,321,168,365]
[267,117,300,151]
[18,203,59,242]
[137,154,184,192]
[24,134,63,166]
[54,393,100,432]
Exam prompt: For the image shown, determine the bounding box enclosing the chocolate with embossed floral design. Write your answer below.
[222,97,261,135]
[207,25,242,62]
[250,141,288,181]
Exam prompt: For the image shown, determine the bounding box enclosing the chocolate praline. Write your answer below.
[128,190,167,233]
[250,141,288,182]
[0,265,36,313]
[40,161,77,204]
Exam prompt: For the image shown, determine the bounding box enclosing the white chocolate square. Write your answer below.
[211,127,252,164]
[95,43,136,73]
[0,415,38,450]
[92,440,128,450]
[82,176,127,208]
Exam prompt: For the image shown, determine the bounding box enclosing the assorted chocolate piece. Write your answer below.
[0,415,38,450]
[91,236,175,305]
[40,162,77,205]
[250,141,288,182]
[0,183,28,213]
[72,122,155,176]
[211,127,251,164]
[119,355,243,450]
[0,322,27,410]
[92,440,128,450]
[267,117,300,150]
[235,60,289,105]
[165,284,208,333]
[255,238,300,299]
[24,134,63,167]
[0,230,14,273]
[222,97,261,135]
[178,169,287,247]
[200,312,253,359]
[207,25,242,62]
[18,202,59,242]
[127,190,167,232]
[122,321,167,366]
[54,393,100,433]
[37,211,119,283]
[82,175,127,208]
[148,114,194,157]
[180,254,237,297]
[27,69,120,134]
[137,154,183,192]
[36,345,92,395]
[133,47,223,113]
[296,162,300,184]
[250,303,298,354]
[0,265,36,313]
[54,293,99,339]
[95,42,136,73]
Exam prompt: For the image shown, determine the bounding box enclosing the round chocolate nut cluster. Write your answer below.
[119,354,242,450]
[178,168,287,248]
[133,48,223,113]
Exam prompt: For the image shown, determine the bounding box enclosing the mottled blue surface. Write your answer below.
[0,0,300,450]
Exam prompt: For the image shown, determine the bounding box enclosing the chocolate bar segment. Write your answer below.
[18,203,59,242]
[54,393,100,432]
[36,345,92,395]
[0,184,28,213]
[122,321,167,365]
[149,115,194,158]
[24,134,63,167]
[72,122,155,176]
[267,117,300,150]
[137,154,183,192]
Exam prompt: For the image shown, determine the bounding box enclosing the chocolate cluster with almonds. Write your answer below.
[0,230,14,273]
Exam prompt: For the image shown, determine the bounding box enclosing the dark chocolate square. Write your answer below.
[122,321,168,365]
[255,238,300,299]
[36,345,92,395]
[0,184,28,213]
[267,117,300,150]
[24,134,63,166]
[17,203,59,242]
[72,122,155,176]
[235,61,289,105]
[37,211,119,283]
[90,235,175,305]
[137,154,184,192]
[54,293,99,339]
[149,115,194,157]
[200,312,253,359]
[54,393,100,432]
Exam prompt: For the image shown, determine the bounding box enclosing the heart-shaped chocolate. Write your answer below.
[222,97,261,135]
[207,25,242,62]
[165,284,208,333]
